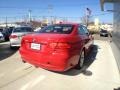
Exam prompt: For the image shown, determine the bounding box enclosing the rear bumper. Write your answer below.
[19,48,75,72]
[100,33,108,36]
[10,39,21,47]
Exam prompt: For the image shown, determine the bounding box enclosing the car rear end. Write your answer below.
[0,32,4,42]
[10,27,33,48]
[19,24,79,71]
[100,30,108,37]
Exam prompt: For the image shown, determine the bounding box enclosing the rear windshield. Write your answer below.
[39,24,73,34]
[13,27,33,32]
[101,30,108,33]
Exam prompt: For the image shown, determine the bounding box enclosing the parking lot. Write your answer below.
[0,35,119,90]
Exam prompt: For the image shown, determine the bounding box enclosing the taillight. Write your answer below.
[57,43,71,48]
[49,42,71,49]
[9,35,17,39]
[49,43,58,48]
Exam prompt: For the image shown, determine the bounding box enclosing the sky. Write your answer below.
[0,0,113,23]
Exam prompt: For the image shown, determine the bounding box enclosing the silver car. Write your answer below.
[0,32,4,42]
[9,26,33,49]
[100,29,108,37]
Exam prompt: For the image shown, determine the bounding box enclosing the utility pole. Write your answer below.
[5,16,8,28]
[48,4,53,13]
[28,10,32,23]
[50,16,53,25]
[86,15,89,27]
[48,4,53,24]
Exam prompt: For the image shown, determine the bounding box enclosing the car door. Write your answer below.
[78,25,90,52]
[82,26,93,52]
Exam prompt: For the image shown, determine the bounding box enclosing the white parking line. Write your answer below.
[20,75,46,90]
[0,42,10,45]
[13,66,32,73]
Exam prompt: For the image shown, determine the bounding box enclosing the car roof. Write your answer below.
[15,26,32,28]
[53,23,81,26]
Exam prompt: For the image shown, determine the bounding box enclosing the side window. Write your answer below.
[42,25,54,33]
[26,28,33,32]
[78,26,86,35]
[82,26,89,34]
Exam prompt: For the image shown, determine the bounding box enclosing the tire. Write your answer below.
[5,37,9,41]
[22,60,26,63]
[10,44,14,49]
[106,35,108,37]
[10,45,14,49]
[75,50,85,70]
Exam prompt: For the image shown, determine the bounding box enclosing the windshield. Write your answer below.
[39,24,73,34]
[13,27,33,32]
[101,30,108,33]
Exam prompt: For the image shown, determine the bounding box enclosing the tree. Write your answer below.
[81,16,91,26]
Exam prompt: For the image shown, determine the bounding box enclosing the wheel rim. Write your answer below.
[80,51,85,67]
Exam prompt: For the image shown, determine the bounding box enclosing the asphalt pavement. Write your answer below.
[0,35,120,90]
[93,34,110,41]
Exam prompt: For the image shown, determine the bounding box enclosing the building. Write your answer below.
[100,24,113,31]
[100,0,120,72]
[0,23,20,28]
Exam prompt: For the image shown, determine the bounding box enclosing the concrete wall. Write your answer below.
[113,2,120,50]
[112,2,120,72]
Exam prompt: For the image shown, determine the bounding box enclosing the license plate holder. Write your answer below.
[31,43,40,50]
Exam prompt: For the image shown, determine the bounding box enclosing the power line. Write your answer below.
[0,3,99,10]
[0,6,47,10]
[91,12,112,17]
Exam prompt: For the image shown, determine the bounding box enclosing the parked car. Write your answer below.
[0,32,4,42]
[0,28,3,32]
[19,24,94,72]
[2,28,10,41]
[9,26,33,49]
[100,29,108,37]
[2,27,14,41]
[8,27,15,34]
[34,27,41,32]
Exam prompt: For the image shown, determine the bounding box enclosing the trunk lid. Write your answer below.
[22,33,72,53]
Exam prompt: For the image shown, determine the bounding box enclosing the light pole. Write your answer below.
[85,8,92,27]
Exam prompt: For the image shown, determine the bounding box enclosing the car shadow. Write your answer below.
[53,45,99,76]
[114,87,120,90]
[0,42,18,61]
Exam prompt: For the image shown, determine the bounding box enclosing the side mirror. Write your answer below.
[86,32,90,35]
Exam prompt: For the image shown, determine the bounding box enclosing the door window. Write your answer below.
[78,25,89,35]
[82,26,89,35]
[78,26,86,35]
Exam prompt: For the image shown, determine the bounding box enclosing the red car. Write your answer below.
[19,24,94,72]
